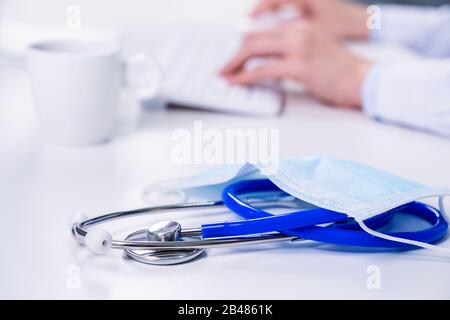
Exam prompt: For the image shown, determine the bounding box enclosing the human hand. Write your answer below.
[251,0,369,40]
[220,22,372,108]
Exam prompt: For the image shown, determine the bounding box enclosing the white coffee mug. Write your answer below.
[27,38,161,145]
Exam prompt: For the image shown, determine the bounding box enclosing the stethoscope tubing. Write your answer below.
[72,179,448,253]
[213,179,448,248]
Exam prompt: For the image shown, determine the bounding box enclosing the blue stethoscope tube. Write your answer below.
[201,179,448,248]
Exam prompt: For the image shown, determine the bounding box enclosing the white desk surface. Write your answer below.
[1,2,450,299]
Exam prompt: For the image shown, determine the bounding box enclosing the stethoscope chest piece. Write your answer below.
[124,221,205,265]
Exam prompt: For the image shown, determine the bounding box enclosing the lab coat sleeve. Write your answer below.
[362,59,450,137]
[370,5,450,57]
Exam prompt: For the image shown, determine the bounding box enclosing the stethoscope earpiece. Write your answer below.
[84,229,112,254]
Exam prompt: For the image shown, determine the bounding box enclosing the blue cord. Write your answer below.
[201,179,448,248]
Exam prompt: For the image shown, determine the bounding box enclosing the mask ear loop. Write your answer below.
[356,196,450,256]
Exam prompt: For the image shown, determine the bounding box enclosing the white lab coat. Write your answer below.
[362,5,450,137]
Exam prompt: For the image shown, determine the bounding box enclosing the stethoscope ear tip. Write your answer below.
[73,213,89,224]
[84,229,112,254]
[69,212,89,233]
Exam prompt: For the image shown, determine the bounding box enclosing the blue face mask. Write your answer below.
[143,156,450,252]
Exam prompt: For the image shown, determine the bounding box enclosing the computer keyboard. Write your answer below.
[128,23,283,116]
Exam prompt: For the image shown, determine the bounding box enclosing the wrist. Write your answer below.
[347,57,372,108]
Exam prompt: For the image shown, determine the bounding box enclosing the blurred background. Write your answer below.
[0,0,448,49]
[1,0,450,58]
[358,0,450,4]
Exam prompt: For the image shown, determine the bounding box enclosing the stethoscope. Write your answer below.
[71,179,449,265]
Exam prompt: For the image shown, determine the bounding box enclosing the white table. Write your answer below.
[1,1,450,300]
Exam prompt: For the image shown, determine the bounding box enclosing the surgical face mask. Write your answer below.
[143,156,450,254]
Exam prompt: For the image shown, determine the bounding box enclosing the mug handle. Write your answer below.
[123,52,163,100]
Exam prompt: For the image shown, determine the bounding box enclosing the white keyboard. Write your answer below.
[129,24,283,116]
